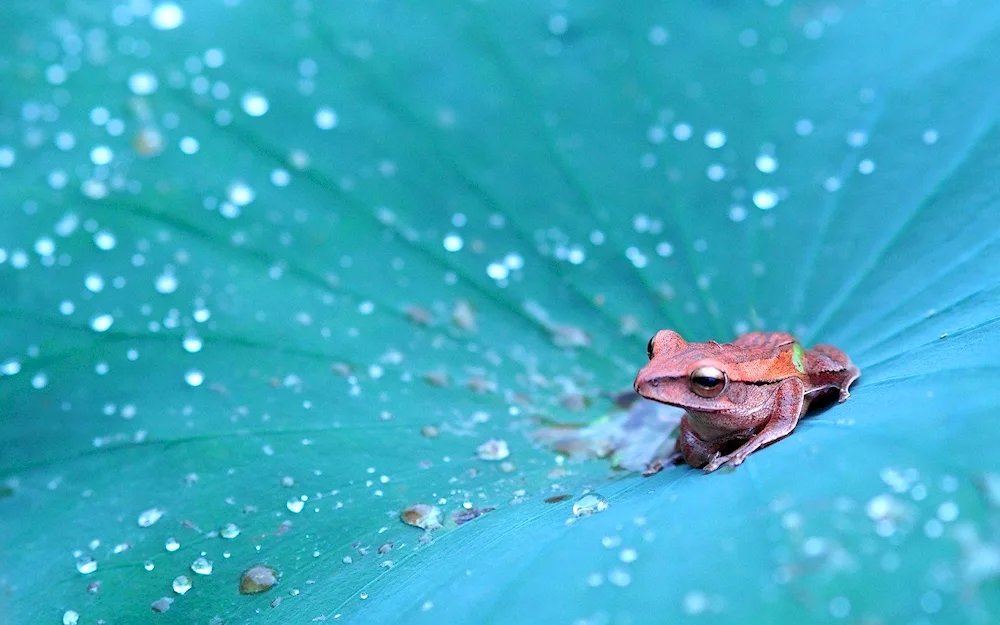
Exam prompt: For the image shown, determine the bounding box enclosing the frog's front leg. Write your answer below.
[702,378,805,473]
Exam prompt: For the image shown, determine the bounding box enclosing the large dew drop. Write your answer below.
[191,556,214,575]
[172,575,192,595]
[401,503,443,530]
[239,565,279,595]
[572,493,610,517]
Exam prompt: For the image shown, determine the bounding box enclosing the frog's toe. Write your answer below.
[702,453,725,473]
[838,389,851,402]
[642,460,665,477]
[725,453,749,468]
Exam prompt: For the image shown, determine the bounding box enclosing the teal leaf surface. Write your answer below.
[2,1,999,623]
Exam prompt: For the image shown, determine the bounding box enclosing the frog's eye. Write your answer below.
[646,336,656,360]
[689,366,728,398]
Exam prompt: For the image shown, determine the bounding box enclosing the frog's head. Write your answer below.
[633,330,735,413]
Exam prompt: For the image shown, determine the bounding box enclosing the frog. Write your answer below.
[634,330,860,474]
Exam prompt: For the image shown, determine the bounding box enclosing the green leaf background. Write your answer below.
[2,1,999,623]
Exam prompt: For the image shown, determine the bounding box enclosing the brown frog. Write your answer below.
[634,330,859,473]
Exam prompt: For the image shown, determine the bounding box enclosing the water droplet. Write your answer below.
[150,597,173,613]
[619,547,638,563]
[62,610,80,625]
[476,438,510,460]
[241,91,270,117]
[1,359,21,376]
[443,234,463,252]
[752,189,779,210]
[829,596,851,618]
[938,501,959,522]
[648,25,669,46]
[672,123,692,141]
[128,72,158,96]
[190,556,213,575]
[706,164,726,181]
[150,3,184,30]
[846,130,868,147]
[172,575,192,594]
[547,13,568,36]
[184,369,205,387]
[755,154,778,173]
[137,507,165,527]
[93,230,116,250]
[858,158,875,174]
[315,107,338,130]
[239,565,279,595]
[573,493,610,517]
[182,333,203,353]
[922,129,939,145]
[84,273,105,293]
[683,591,709,615]
[286,497,305,513]
[179,137,199,154]
[76,555,98,575]
[165,537,180,552]
[486,262,509,281]
[155,271,178,294]
[34,237,55,256]
[607,568,632,587]
[400,503,443,530]
[227,181,255,206]
[0,146,15,168]
[90,314,114,333]
[704,130,726,149]
[144,560,155,571]
[220,522,241,538]
[31,372,48,389]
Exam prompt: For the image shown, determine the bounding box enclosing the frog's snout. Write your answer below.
[633,371,659,395]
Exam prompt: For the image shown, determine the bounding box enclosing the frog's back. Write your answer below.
[731,331,797,350]
[723,332,802,382]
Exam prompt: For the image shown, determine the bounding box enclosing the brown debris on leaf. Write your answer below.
[533,394,683,472]
[404,305,434,326]
[452,506,495,526]
[423,370,450,388]
[451,300,477,331]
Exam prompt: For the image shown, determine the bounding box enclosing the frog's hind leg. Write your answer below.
[807,344,860,402]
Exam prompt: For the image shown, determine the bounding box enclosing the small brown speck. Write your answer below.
[423,370,450,388]
[545,494,573,504]
[466,376,496,393]
[331,362,352,376]
[451,300,477,331]
[404,305,434,326]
